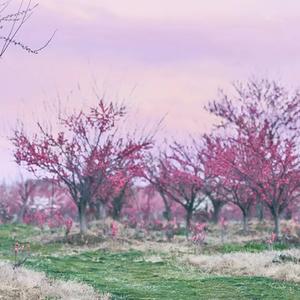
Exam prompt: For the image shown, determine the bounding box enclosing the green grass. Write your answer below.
[215,241,289,254]
[0,224,62,259]
[0,224,300,299]
[25,250,300,300]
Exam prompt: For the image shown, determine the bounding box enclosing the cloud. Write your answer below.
[34,0,300,67]
[41,0,300,23]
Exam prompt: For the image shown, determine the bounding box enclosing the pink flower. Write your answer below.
[191,232,206,245]
[266,232,276,245]
[14,241,19,254]
[219,217,227,229]
[65,218,73,232]
[111,221,118,237]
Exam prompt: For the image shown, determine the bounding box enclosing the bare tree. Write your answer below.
[0,0,55,58]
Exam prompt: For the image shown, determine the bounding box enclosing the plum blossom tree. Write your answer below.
[225,184,255,233]
[156,142,204,236]
[207,79,300,237]
[101,156,152,224]
[202,137,256,232]
[204,125,300,237]
[201,175,227,224]
[143,153,174,221]
[95,154,145,221]
[207,79,300,138]
[11,100,152,234]
[110,179,132,220]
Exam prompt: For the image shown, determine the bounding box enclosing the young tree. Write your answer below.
[225,183,255,233]
[110,179,134,221]
[203,137,255,232]
[90,145,147,221]
[143,153,174,221]
[106,157,144,221]
[207,79,300,237]
[191,137,228,224]
[156,143,204,236]
[201,176,226,224]
[12,100,152,234]
[92,171,131,221]
[204,129,300,237]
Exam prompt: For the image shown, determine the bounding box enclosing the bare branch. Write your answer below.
[0,0,55,58]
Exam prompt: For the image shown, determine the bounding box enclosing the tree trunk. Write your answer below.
[163,208,172,221]
[161,194,172,221]
[112,197,122,220]
[256,202,264,222]
[99,202,107,220]
[185,209,193,238]
[92,202,99,220]
[93,201,106,220]
[112,187,127,220]
[284,208,292,220]
[211,200,223,224]
[16,204,27,223]
[162,199,172,222]
[78,201,88,235]
[274,213,280,238]
[242,210,249,234]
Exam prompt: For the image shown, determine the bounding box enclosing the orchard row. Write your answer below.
[9,79,300,238]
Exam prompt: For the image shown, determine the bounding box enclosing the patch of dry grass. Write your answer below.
[186,249,300,283]
[205,220,270,245]
[0,261,110,300]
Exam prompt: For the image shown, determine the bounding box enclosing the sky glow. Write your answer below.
[1,0,300,180]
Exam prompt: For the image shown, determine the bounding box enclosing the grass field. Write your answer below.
[1,224,300,299]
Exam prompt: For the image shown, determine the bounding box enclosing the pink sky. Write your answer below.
[1,0,300,180]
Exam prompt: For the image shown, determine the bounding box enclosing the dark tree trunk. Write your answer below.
[159,191,172,221]
[78,200,88,235]
[112,195,125,220]
[274,213,280,238]
[163,208,172,221]
[162,198,172,221]
[112,198,122,220]
[112,186,127,220]
[185,209,193,238]
[269,205,280,239]
[93,202,100,220]
[242,210,249,233]
[211,200,224,224]
[256,202,264,222]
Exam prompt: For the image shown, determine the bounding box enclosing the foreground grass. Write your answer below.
[26,250,300,300]
[1,224,300,299]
